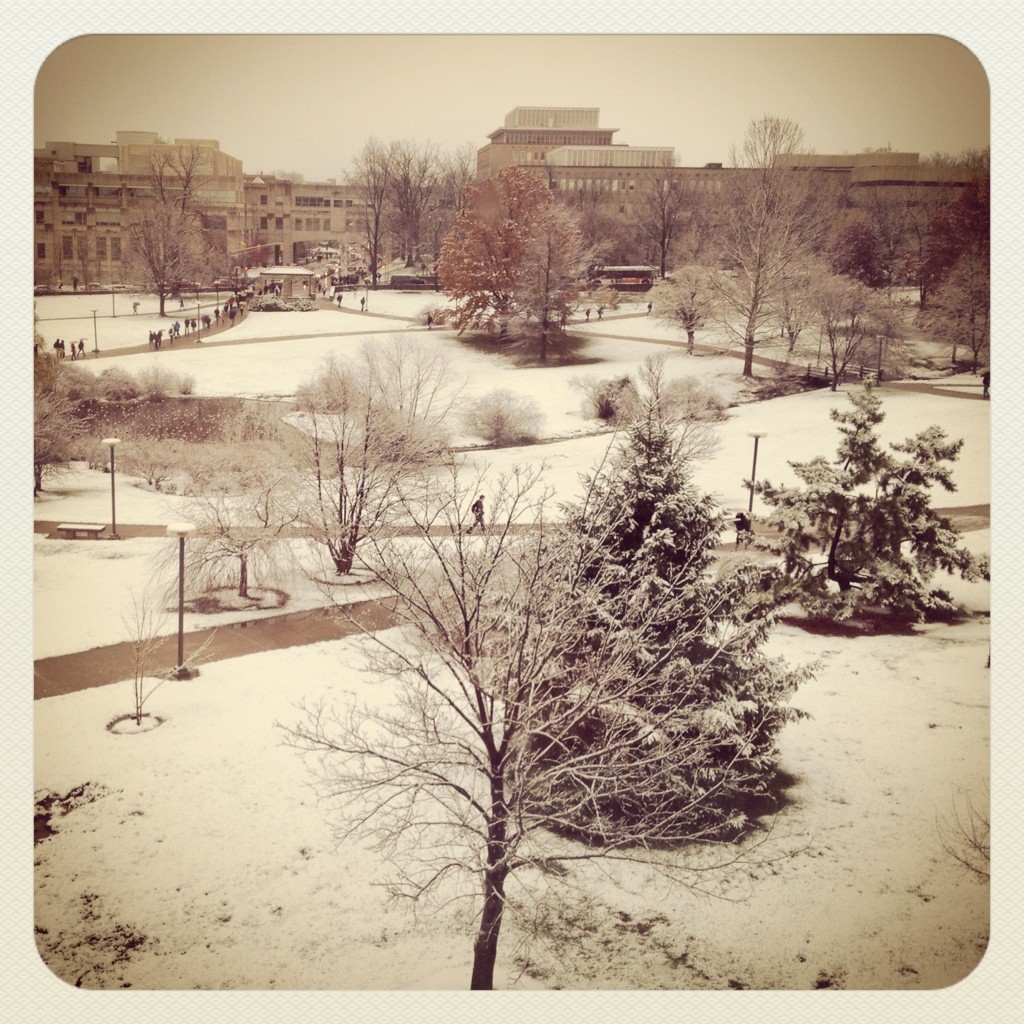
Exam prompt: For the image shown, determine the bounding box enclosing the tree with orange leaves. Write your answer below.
[437,165,589,358]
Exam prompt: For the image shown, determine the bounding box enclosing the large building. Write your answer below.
[33,132,369,287]
[477,106,978,211]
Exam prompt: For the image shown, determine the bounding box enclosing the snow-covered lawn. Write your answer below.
[29,287,995,1006]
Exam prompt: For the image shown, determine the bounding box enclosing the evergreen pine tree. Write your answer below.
[547,402,809,841]
[757,384,988,621]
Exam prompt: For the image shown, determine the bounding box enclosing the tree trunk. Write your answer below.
[686,329,695,355]
[470,782,508,990]
[743,337,755,377]
[238,552,248,598]
[330,537,355,576]
[469,866,507,990]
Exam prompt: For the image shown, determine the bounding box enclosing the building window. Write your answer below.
[111,238,121,260]
[36,242,45,259]
[275,218,284,230]
[76,238,87,259]
[260,194,268,204]
[35,209,44,223]
[61,236,73,259]
[95,211,120,225]
[96,237,106,259]
[58,185,87,198]
[61,211,86,225]
[260,216,268,230]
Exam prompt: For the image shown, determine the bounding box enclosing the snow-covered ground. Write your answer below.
[28,288,996,1008]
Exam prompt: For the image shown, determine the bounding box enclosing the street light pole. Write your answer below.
[101,437,122,538]
[166,523,196,677]
[91,309,98,353]
[747,432,766,514]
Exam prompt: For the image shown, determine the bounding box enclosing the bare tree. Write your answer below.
[123,201,216,316]
[423,142,477,263]
[290,338,458,576]
[920,242,989,372]
[650,265,715,354]
[285,438,805,988]
[388,139,441,267]
[636,166,690,278]
[121,588,170,726]
[180,450,299,600]
[349,138,395,286]
[709,116,833,376]
[810,273,892,390]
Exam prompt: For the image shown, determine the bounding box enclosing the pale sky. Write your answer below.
[34,34,989,181]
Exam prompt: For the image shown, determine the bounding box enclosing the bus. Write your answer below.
[589,265,657,292]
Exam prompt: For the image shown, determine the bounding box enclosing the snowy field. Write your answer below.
[29,288,996,1006]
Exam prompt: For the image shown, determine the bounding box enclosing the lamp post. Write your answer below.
[747,432,766,514]
[101,437,122,538]
[166,523,196,676]
[91,309,99,353]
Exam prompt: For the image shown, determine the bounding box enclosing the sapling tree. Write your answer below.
[121,589,169,726]
[756,384,988,620]
[285,404,808,988]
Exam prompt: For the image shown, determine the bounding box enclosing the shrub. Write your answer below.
[58,364,99,402]
[248,294,319,312]
[98,367,140,401]
[462,389,544,446]
[137,365,176,401]
[176,372,197,396]
[575,374,640,424]
[117,436,184,491]
[660,376,728,422]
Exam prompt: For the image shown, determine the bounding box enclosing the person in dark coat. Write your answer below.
[466,495,486,534]
[982,369,990,398]
[734,511,752,549]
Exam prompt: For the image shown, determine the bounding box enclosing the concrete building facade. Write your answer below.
[476,106,978,213]
[33,132,370,287]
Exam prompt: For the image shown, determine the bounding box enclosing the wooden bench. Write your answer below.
[56,522,106,540]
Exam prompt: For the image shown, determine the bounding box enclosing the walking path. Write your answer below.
[35,304,989,699]
[33,502,988,701]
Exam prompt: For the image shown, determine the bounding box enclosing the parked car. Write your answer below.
[85,282,104,292]
[208,279,236,290]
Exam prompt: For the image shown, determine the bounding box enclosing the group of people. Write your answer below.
[51,338,85,360]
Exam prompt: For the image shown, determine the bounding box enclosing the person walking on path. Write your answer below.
[77,340,85,359]
[360,296,366,311]
[982,369,990,399]
[647,302,653,315]
[465,495,486,534]
[733,511,752,549]
[584,308,591,321]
